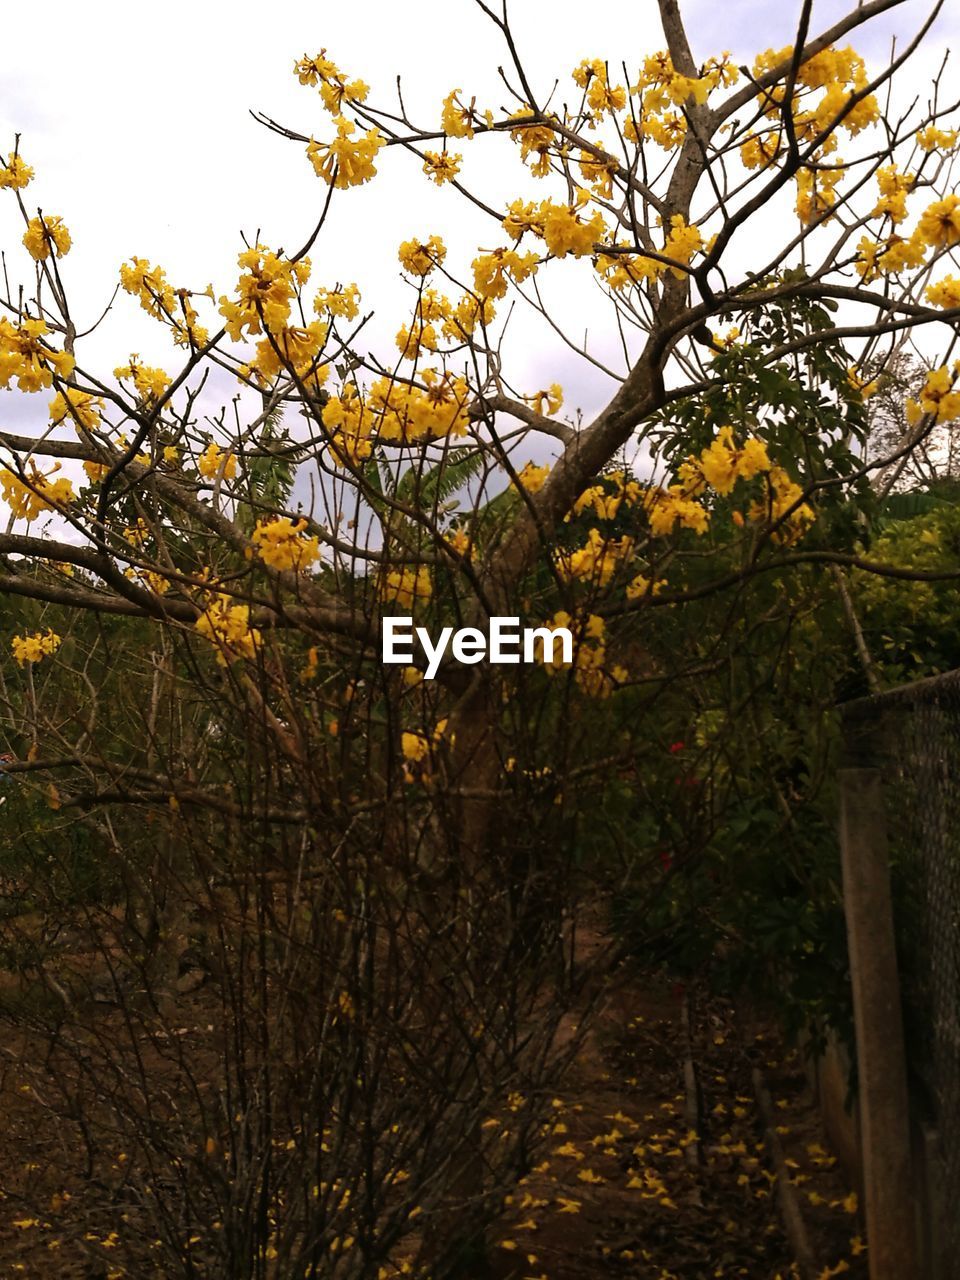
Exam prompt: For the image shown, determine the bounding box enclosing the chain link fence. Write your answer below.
[841,669,960,1275]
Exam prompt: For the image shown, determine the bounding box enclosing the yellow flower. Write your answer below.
[471,247,539,300]
[398,235,446,277]
[195,595,261,665]
[442,293,495,339]
[1,466,74,520]
[926,276,960,310]
[916,125,959,153]
[314,282,361,320]
[401,731,430,763]
[22,215,71,260]
[49,387,103,433]
[442,89,492,139]
[748,466,815,544]
[295,52,368,113]
[380,565,432,609]
[120,256,175,319]
[872,165,912,224]
[556,527,634,584]
[249,322,330,387]
[218,244,305,339]
[515,462,550,494]
[114,356,171,405]
[0,152,33,189]
[917,196,960,249]
[251,517,320,573]
[11,629,61,666]
[539,200,606,259]
[526,383,563,416]
[662,214,703,277]
[643,485,710,537]
[422,151,462,185]
[198,442,237,480]
[0,316,75,392]
[306,116,384,188]
[916,365,960,422]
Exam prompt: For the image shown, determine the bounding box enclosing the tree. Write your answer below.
[1,1,959,1273]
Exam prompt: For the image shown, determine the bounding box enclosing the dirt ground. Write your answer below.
[0,954,867,1279]
[486,965,866,1280]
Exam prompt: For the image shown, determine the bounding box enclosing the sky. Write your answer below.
[0,0,956,515]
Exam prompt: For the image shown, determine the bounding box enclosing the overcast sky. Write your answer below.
[0,0,956,496]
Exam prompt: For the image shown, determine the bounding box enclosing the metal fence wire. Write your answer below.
[842,669,960,1266]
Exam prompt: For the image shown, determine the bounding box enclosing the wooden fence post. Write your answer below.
[839,767,919,1279]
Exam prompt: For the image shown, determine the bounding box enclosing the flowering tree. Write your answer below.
[1,0,959,1273]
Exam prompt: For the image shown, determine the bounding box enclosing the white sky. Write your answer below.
[0,0,956,506]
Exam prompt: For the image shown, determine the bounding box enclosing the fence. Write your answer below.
[840,669,960,1280]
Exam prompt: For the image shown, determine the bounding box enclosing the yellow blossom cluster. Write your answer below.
[293,50,368,115]
[219,245,310,340]
[573,60,627,121]
[49,386,103,433]
[593,216,702,292]
[442,89,494,139]
[306,116,384,189]
[872,166,913,224]
[906,365,960,425]
[578,148,619,198]
[641,427,777,539]
[247,321,330,389]
[623,51,735,152]
[251,517,320,573]
[119,258,209,347]
[422,151,462,185]
[322,369,470,463]
[1,466,75,521]
[11,628,61,666]
[395,289,495,358]
[503,196,606,260]
[925,277,960,310]
[857,194,960,281]
[398,235,447,278]
[916,125,959,153]
[625,572,667,602]
[195,595,261,665]
[572,471,642,521]
[114,356,171,406]
[738,45,879,223]
[748,466,816,545]
[120,257,176,320]
[681,426,772,497]
[515,461,551,494]
[509,108,557,177]
[847,367,878,399]
[0,151,33,189]
[198,442,237,480]
[22,215,71,261]
[0,317,74,392]
[541,610,626,698]
[445,527,472,558]
[595,246,661,291]
[642,485,710,537]
[380,565,432,610]
[854,231,926,280]
[401,719,450,783]
[314,282,361,320]
[472,247,539,300]
[917,195,960,248]
[556,527,635,585]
